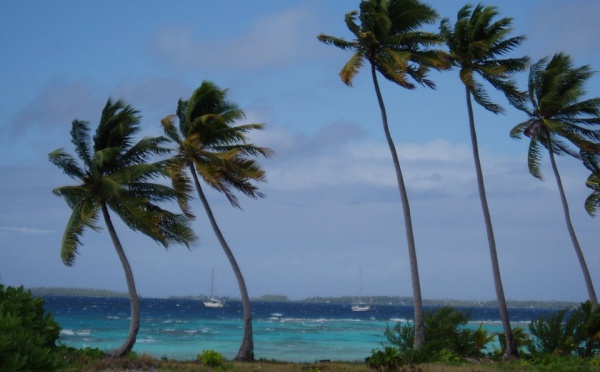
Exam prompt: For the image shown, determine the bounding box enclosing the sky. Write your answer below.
[1,0,600,303]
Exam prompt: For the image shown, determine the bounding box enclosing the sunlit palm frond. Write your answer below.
[340,51,366,86]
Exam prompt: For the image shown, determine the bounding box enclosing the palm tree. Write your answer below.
[439,3,529,357]
[510,53,600,307]
[318,0,446,350]
[49,99,196,357]
[161,81,271,361]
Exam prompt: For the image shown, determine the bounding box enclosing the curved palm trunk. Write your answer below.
[371,64,425,350]
[101,203,140,357]
[465,87,517,357]
[189,165,254,361]
[546,142,598,306]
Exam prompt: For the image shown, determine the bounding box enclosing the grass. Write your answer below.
[55,351,600,372]
[55,346,600,371]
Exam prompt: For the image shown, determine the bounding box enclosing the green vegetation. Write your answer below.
[366,303,600,371]
[197,349,224,368]
[0,285,63,371]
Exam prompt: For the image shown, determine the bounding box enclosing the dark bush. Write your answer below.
[0,285,62,371]
[367,306,492,368]
[527,301,600,357]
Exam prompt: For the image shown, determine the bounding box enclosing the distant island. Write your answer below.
[30,287,129,298]
[28,287,578,309]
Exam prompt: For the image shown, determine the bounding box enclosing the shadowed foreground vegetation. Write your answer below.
[56,348,600,372]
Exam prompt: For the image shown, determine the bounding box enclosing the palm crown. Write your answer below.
[49,99,196,265]
[317,0,445,89]
[440,3,529,113]
[161,81,271,210]
[510,53,600,179]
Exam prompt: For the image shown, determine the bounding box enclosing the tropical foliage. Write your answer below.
[527,301,600,358]
[0,285,62,371]
[510,53,600,306]
[317,0,445,350]
[49,99,196,356]
[368,307,498,367]
[161,81,271,361]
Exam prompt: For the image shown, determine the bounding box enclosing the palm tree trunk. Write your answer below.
[546,142,598,306]
[189,165,254,361]
[101,203,140,357]
[371,64,425,350]
[465,86,517,357]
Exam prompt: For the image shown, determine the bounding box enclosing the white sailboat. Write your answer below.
[351,270,372,312]
[203,267,224,308]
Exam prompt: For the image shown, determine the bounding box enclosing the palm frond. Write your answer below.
[161,115,183,144]
[317,34,356,51]
[527,137,544,180]
[48,149,87,180]
[70,120,93,169]
[339,51,365,86]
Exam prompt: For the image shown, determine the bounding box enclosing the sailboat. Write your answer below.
[351,270,372,312]
[203,267,224,308]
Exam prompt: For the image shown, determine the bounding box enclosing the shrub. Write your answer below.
[365,346,401,371]
[368,306,489,369]
[198,349,224,368]
[527,301,600,357]
[0,285,63,371]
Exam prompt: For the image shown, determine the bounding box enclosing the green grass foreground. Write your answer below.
[58,351,600,372]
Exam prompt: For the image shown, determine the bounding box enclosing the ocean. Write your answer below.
[42,296,555,362]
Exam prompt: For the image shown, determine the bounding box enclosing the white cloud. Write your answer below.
[0,226,55,235]
[151,6,320,71]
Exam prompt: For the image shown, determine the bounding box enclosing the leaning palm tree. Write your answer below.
[511,53,600,307]
[161,81,271,361]
[318,0,445,350]
[49,99,196,357]
[439,3,529,357]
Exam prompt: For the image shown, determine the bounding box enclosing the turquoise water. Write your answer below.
[43,296,549,362]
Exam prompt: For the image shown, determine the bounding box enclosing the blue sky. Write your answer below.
[1,0,600,302]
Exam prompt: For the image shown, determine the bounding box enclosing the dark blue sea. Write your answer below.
[42,296,556,362]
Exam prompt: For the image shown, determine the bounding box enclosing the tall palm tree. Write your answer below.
[511,53,600,307]
[439,3,529,357]
[161,81,271,361]
[49,99,196,357]
[318,0,445,350]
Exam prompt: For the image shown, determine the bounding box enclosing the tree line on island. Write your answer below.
[47,0,600,363]
[28,287,577,310]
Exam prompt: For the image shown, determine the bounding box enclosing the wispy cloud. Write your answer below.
[151,6,321,71]
[0,226,55,235]
[11,79,100,136]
